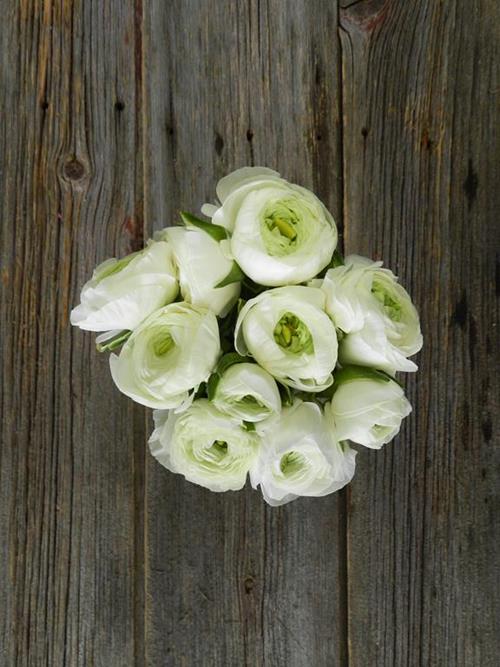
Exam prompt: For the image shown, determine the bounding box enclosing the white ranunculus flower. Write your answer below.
[158,226,240,317]
[202,167,337,286]
[327,368,412,448]
[250,401,356,506]
[322,255,423,373]
[149,400,260,492]
[109,303,220,409]
[212,362,281,422]
[235,286,338,391]
[70,240,178,332]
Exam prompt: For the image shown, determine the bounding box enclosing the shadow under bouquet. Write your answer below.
[71,167,422,506]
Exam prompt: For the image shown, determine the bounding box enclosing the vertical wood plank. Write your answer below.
[0,2,145,664]
[340,0,500,664]
[142,1,346,664]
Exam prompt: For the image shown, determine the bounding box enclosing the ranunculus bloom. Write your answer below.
[235,286,338,391]
[250,401,356,506]
[327,369,412,448]
[159,226,240,317]
[202,167,337,286]
[110,303,220,409]
[70,240,178,332]
[212,362,281,422]
[149,400,260,491]
[321,255,423,373]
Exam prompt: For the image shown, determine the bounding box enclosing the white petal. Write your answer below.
[250,401,356,506]
[200,203,219,218]
[165,227,240,316]
[109,303,220,409]
[329,377,412,448]
[216,166,282,202]
[149,400,260,492]
[71,241,178,332]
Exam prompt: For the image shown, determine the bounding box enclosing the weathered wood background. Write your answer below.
[1,1,499,665]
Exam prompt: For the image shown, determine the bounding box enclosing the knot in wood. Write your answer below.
[63,157,86,182]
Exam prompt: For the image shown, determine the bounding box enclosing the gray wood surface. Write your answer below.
[143,3,348,665]
[1,1,498,665]
[340,2,500,665]
[0,2,145,665]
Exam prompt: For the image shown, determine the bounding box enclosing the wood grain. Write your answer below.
[143,1,347,665]
[1,0,498,665]
[340,0,500,665]
[0,2,146,665]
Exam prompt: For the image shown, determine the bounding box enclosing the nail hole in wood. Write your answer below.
[40,100,49,111]
[214,132,224,156]
[244,576,254,594]
[115,100,125,112]
[315,64,321,86]
[361,126,369,138]
[246,129,254,142]
[463,159,478,209]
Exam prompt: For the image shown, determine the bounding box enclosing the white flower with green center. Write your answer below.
[327,366,412,448]
[235,286,338,391]
[250,401,356,506]
[109,303,220,409]
[70,240,178,332]
[149,400,260,492]
[202,167,337,286]
[157,226,240,317]
[212,362,281,422]
[321,255,423,373]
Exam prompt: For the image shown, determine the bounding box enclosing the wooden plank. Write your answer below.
[0,2,145,664]
[142,1,347,664]
[3,2,498,664]
[339,0,500,664]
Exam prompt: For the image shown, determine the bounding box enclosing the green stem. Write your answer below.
[96,330,132,353]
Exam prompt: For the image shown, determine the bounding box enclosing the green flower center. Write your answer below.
[372,281,402,321]
[280,451,305,476]
[261,201,301,256]
[152,330,175,356]
[267,213,297,240]
[273,312,314,354]
[208,440,229,461]
[238,395,264,408]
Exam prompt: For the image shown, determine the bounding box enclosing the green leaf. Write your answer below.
[314,365,395,401]
[180,211,228,242]
[216,352,248,375]
[327,365,395,398]
[193,382,207,400]
[207,353,249,400]
[207,373,220,401]
[243,421,256,432]
[335,364,393,385]
[96,330,131,353]
[329,249,345,268]
[340,440,351,453]
[241,278,267,297]
[315,383,336,401]
[278,382,294,407]
[215,261,245,288]
[316,249,345,279]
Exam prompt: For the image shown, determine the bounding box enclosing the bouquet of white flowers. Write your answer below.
[72,167,422,506]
